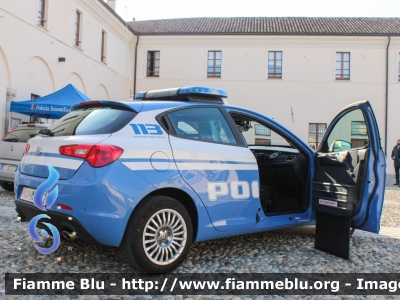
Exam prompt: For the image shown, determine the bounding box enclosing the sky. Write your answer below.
[114,0,400,21]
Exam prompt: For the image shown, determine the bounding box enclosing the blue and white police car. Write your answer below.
[14,86,386,273]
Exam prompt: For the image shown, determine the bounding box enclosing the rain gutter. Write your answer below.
[133,35,140,98]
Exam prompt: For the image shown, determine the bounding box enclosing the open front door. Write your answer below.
[313,101,385,237]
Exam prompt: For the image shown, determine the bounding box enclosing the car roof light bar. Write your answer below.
[135,86,228,101]
[134,91,147,99]
[178,86,228,98]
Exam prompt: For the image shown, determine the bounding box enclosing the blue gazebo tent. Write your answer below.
[10,84,90,119]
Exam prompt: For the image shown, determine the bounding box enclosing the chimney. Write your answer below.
[107,0,117,11]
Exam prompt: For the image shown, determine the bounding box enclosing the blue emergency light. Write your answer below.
[135,86,228,100]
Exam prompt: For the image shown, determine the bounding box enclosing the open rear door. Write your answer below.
[312,101,385,258]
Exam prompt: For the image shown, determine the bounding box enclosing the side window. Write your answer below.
[147,51,160,77]
[37,0,48,28]
[2,127,36,143]
[29,128,42,139]
[207,51,222,78]
[75,10,82,48]
[308,123,327,150]
[101,30,107,63]
[268,51,282,79]
[239,121,291,147]
[48,107,137,136]
[326,109,369,152]
[168,108,237,145]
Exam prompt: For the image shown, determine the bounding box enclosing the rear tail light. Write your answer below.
[59,144,123,168]
[80,101,100,106]
[86,144,124,168]
[22,143,30,156]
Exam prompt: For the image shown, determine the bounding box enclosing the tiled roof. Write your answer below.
[128,17,400,36]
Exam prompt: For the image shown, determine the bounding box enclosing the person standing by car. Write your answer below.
[391,139,400,186]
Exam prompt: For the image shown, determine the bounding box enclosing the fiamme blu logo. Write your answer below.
[27,165,61,254]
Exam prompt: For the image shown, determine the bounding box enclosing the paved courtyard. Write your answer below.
[0,176,399,299]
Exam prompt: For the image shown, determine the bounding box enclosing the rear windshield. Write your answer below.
[47,106,137,136]
[2,127,42,143]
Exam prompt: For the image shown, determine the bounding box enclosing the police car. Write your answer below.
[14,86,386,273]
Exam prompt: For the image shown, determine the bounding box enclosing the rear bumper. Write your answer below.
[14,160,156,247]
[15,201,98,243]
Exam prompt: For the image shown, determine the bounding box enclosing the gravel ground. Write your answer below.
[0,189,15,207]
[380,190,400,228]
[1,183,400,300]
[1,214,400,300]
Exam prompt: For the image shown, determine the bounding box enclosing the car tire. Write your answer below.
[0,181,14,192]
[121,195,193,273]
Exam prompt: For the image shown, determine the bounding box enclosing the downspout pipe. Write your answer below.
[385,35,391,157]
[133,35,140,99]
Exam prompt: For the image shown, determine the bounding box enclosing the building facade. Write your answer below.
[0,0,135,135]
[2,10,400,174]
[129,17,400,173]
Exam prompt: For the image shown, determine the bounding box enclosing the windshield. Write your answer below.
[240,121,292,148]
[47,107,137,136]
[2,127,43,143]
